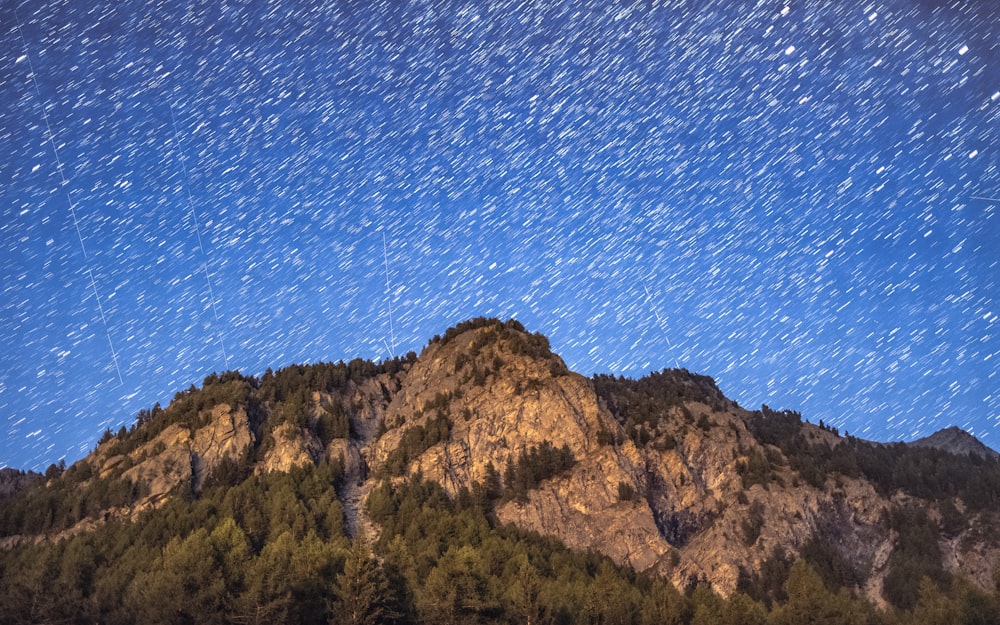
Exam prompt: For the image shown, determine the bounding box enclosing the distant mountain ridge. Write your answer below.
[910,426,999,460]
[1,317,998,624]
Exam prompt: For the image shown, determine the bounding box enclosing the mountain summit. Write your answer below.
[2,318,998,623]
[910,426,999,460]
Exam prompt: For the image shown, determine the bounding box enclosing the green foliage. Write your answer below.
[736,448,775,490]
[502,441,576,503]
[278,388,313,429]
[418,544,498,624]
[618,480,640,504]
[640,577,690,625]
[332,540,398,625]
[432,316,503,345]
[737,546,793,607]
[596,424,618,446]
[740,500,766,546]
[954,577,1000,625]
[690,582,725,625]
[901,576,1000,625]
[506,329,555,362]
[594,369,728,445]
[0,463,349,625]
[432,318,562,379]
[152,461,345,551]
[746,406,831,488]
[747,406,1000,512]
[799,533,861,592]
[911,576,954,625]
[381,413,452,477]
[44,459,65,480]
[625,419,654,447]
[0,471,147,537]
[431,317,524,347]
[883,505,948,610]
[258,353,415,405]
[317,398,352,444]
[106,378,261,463]
[422,391,452,414]
[366,475,673,625]
[127,526,229,624]
[770,560,872,625]
[696,414,713,431]
[1,461,997,625]
[721,593,767,625]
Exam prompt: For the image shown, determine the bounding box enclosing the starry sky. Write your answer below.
[2,0,998,470]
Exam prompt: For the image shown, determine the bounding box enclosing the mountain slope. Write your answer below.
[910,426,999,460]
[2,317,999,620]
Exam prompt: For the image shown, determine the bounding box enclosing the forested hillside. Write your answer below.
[1,318,998,624]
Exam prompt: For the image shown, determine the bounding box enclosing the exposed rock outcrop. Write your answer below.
[110,403,254,506]
[9,318,999,600]
[360,322,998,596]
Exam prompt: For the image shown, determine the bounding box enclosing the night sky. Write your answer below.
[2,0,998,471]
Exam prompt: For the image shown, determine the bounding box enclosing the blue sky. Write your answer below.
[2,0,998,470]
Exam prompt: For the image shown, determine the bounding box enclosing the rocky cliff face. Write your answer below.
[8,319,999,600]
[90,403,255,508]
[361,321,998,598]
[368,323,673,572]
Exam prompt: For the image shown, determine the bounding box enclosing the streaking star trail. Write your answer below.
[1,0,998,470]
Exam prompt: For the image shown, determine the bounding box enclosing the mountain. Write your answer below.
[910,426,999,461]
[0,468,40,498]
[1,317,999,624]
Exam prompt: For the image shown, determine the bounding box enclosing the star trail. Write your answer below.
[2,0,998,470]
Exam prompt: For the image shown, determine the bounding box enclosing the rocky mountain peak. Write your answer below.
[372,317,606,488]
[3,317,999,609]
[910,426,999,460]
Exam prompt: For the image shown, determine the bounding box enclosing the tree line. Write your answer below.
[1,455,998,624]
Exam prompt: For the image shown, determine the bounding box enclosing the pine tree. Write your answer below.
[911,576,953,625]
[418,545,493,625]
[332,539,395,625]
[689,582,724,625]
[507,554,546,625]
[721,592,766,625]
[232,531,296,625]
[771,560,865,625]
[640,577,689,625]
